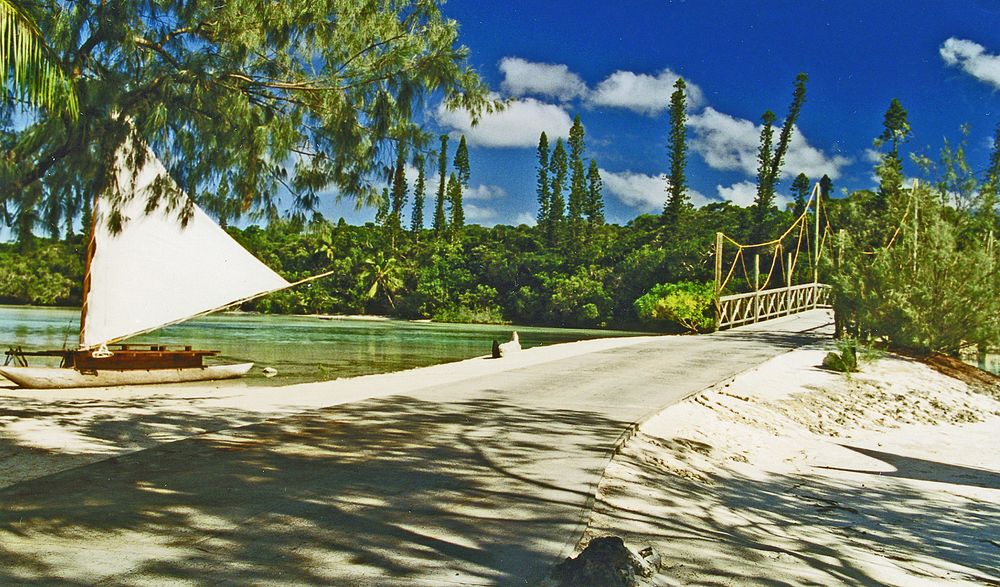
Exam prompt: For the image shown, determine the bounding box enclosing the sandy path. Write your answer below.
[0,311,832,586]
[0,334,662,489]
[580,348,1000,586]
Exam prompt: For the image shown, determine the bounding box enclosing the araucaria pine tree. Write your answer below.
[454,135,470,188]
[389,145,408,238]
[819,174,833,203]
[663,77,688,229]
[752,110,777,242]
[375,187,390,226]
[568,116,587,238]
[875,98,911,212]
[536,132,551,231]
[433,135,449,235]
[791,173,810,218]
[586,160,605,226]
[447,172,464,236]
[549,138,568,244]
[753,73,808,242]
[411,158,426,233]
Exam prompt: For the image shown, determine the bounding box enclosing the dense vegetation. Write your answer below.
[3,2,998,353]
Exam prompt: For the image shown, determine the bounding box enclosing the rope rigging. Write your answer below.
[714,183,836,296]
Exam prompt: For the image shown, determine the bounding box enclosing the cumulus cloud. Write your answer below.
[465,203,498,224]
[499,57,588,101]
[940,37,1000,89]
[436,94,573,148]
[688,107,851,179]
[600,169,711,212]
[514,212,537,226]
[465,184,507,201]
[589,68,705,115]
[863,148,883,164]
[716,181,792,209]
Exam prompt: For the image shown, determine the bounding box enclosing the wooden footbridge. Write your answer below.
[714,183,834,329]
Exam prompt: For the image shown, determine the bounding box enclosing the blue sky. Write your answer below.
[315,0,1000,227]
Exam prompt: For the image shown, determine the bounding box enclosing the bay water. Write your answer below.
[0,305,648,386]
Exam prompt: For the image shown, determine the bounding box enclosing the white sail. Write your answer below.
[80,142,290,349]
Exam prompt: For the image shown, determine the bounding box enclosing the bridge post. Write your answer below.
[714,232,723,328]
[753,254,760,323]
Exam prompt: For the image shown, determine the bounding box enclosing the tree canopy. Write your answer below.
[1,0,495,233]
[0,0,77,118]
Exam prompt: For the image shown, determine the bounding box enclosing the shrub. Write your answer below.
[634,281,716,333]
[822,338,883,373]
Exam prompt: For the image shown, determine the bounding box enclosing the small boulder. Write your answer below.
[552,536,652,587]
[262,367,278,377]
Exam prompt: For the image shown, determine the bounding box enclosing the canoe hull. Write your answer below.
[0,363,254,389]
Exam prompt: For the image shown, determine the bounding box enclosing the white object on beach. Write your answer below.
[498,331,521,357]
[262,367,278,377]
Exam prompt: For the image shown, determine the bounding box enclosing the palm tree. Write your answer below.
[1,0,77,118]
[359,252,403,311]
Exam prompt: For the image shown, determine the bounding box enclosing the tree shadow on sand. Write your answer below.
[590,434,1000,586]
[0,394,628,586]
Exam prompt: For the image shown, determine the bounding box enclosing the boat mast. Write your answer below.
[78,189,100,349]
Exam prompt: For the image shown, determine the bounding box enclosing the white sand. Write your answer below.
[580,348,1000,586]
[0,334,659,488]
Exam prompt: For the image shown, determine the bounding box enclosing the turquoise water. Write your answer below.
[0,305,648,385]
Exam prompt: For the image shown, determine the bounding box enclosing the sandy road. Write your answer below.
[0,310,832,586]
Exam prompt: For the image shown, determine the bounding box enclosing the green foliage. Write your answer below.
[544,267,612,327]
[586,160,605,226]
[822,338,859,373]
[549,138,568,243]
[447,172,463,235]
[664,77,688,229]
[454,135,470,187]
[753,73,808,242]
[791,173,810,218]
[536,132,550,230]
[832,129,1000,353]
[634,281,716,333]
[0,0,78,118]
[877,98,911,157]
[0,241,81,305]
[434,135,449,234]
[432,284,507,324]
[411,159,426,233]
[3,0,495,235]
[567,116,587,229]
[389,146,408,238]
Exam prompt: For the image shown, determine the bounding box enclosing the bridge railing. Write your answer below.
[716,282,832,330]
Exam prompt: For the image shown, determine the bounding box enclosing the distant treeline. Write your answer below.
[0,194,805,330]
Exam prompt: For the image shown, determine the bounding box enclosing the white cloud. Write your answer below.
[465,203,498,224]
[465,184,507,200]
[600,169,711,212]
[514,212,537,226]
[436,94,573,148]
[863,148,883,164]
[689,107,851,179]
[716,181,792,209]
[499,57,588,101]
[589,68,705,115]
[940,37,1000,89]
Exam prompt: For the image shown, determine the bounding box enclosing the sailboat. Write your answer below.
[0,139,302,389]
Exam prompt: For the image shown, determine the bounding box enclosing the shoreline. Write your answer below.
[0,332,663,489]
[572,347,1000,585]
